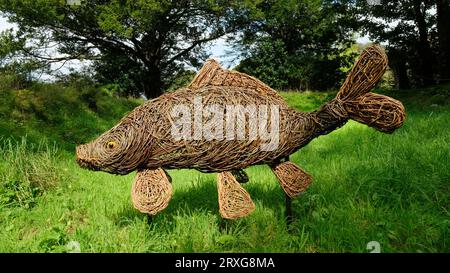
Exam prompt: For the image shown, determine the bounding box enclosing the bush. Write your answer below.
[0,137,65,208]
[0,72,28,90]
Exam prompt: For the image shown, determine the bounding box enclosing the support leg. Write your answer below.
[285,194,293,226]
[146,214,153,225]
[282,157,293,225]
[231,169,249,184]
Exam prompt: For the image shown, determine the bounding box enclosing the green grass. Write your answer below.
[0,79,449,253]
[0,74,142,151]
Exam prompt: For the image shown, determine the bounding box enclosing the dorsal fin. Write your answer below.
[188,59,287,106]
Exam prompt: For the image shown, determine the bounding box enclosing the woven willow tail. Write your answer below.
[76,45,406,220]
[337,45,388,101]
[335,45,406,133]
[344,92,405,133]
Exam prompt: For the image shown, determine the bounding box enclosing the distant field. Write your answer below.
[0,81,449,252]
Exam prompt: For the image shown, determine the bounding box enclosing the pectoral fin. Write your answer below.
[271,162,312,198]
[217,171,255,219]
[131,168,173,215]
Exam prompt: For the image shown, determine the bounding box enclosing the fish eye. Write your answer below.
[106,141,118,149]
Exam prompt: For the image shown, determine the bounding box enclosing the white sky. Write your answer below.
[208,37,239,68]
[0,16,14,31]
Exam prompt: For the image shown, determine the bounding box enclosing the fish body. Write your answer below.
[108,86,343,173]
[76,45,405,176]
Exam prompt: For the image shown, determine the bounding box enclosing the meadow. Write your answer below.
[0,76,448,253]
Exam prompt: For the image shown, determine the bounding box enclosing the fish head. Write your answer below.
[76,118,148,175]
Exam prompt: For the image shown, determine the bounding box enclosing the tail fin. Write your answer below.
[337,45,406,133]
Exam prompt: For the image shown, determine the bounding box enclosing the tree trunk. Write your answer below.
[388,48,411,90]
[142,69,163,99]
[437,0,450,81]
[413,0,436,86]
[393,60,411,90]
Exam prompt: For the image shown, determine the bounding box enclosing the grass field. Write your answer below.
[0,80,449,253]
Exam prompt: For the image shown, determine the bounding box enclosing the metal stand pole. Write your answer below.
[285,193,293,226]
[219,218,230,231]
[283,156,293,226]
[147,214,153,226]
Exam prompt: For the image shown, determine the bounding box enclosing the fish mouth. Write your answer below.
[76,144,101,171]
[75,144,133,175]
[76,157,101,171]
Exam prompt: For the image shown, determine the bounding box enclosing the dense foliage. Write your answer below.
[0,0,245,98]
[355,0,450,88]
[234,0,357,91]
[0,1,448,95]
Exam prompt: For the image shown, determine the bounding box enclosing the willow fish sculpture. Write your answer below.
[76,45,406,219]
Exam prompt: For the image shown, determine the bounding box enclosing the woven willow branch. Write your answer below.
[131,168,172,215]
[271,162,313,198]
[76,45,407,219]
[217,172,255,219]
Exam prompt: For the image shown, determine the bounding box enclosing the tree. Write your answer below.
[233,0,357,91]
[356,0,438,88]
[436,0,450,81]
[412,0,436,86]
[235,40,296,90]
[0,0,242,98]
[387,47,411,89]
[0,29,46,85]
